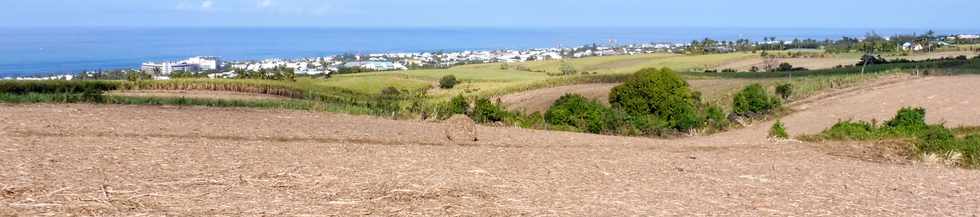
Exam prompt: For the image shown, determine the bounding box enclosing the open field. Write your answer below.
[3,75,980,216]
[782,75,980,137]
[317,50,975,99]
[499,73,892,113]
[312,53,756,97]
[715,50,979,71]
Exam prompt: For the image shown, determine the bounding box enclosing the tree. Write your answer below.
[545,94,612,133]
[732,84,781,116]
[439,75,458,89]
[609,68,702,130]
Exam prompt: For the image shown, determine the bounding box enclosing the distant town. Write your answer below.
[4,33,979,81]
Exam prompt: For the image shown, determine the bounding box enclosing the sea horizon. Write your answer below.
[2,26,978,77]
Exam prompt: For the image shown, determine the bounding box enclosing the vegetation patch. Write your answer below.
[803,107,980,168]
[769,120,789,139]
[732,84,782,117]
[544,94,614,134]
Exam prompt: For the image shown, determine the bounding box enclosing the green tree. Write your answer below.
[545,94,612,133]
[732,84,781,116]
[609,68,702,130]
[439,75,458,89]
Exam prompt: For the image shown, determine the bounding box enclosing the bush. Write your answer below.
[769,120,789,139]
[448,95,469,115]
[820,120,878,140]
[777,63,794,71]
[439,75,458,89]
[885,107,927,130]
[380,86,401,96]
[809,107,980,168]
[544,94,612,133]
[775,83,793,100]
[704,105,729,130]
[470,97,508,123]
[609,68,702,130]
[732,84,781,116]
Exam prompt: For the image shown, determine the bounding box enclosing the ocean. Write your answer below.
[0,27,975,77]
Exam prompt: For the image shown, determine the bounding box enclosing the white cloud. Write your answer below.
[176,0,216,11]
[201,0,214,9]
[257,0,274,8]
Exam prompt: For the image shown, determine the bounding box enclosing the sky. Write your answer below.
[3,0,979,29]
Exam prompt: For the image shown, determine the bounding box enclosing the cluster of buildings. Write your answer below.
[140,56,222,75]
[6,33,980,81]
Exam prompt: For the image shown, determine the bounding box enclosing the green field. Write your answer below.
[314,53,759,98]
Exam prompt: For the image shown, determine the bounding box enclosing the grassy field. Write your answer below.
[313,53,757,98]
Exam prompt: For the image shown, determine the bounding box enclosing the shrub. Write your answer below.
[769,120,789,139]
[380,86,401,96]
[775,83,793,100]
[732,84,781,116]
[885,107,927,130]
[625,114,671,136]
[505,112,546,129]
[609,68,702,130]
[470,97,508,123]
[448,95,469,115]
[544,94,611,133]
[777,63,794,71]
[820,120,878,140]
[439,75,458,89]
[704,105,729,130]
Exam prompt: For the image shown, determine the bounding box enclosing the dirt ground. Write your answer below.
[108,90,288,101]
[782,75,980,136]
[3,76,980,216]
[714,51,980,71]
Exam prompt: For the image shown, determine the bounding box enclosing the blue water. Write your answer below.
[1,27,976,77]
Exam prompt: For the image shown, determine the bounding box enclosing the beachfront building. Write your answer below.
[141,56,222,75]
[140,62,199,75]
[343,61,408,71]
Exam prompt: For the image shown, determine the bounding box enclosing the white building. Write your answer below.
[141,56,222,75]
[343,61,408,71]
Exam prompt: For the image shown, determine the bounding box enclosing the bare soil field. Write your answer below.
[714,51,980,71]
[782,75,980,136]
[108,90,288,101]
[3,75,980,216]
[714,57,858,71]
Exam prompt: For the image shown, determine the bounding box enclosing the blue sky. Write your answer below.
[4,0,979,29]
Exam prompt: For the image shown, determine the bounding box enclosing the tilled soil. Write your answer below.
[3,76,980,216]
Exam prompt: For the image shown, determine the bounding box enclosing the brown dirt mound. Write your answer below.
[444,115,478,143]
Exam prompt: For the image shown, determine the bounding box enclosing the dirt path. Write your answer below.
[3,76,980,216]
[783,75,980,136]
